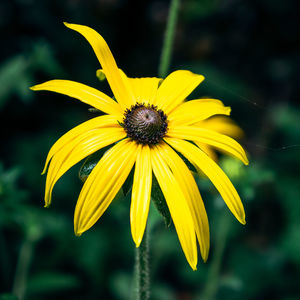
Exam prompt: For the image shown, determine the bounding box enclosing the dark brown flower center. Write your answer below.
[122,103,168,145]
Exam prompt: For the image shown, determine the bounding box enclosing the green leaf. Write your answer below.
[78,149,106,182]
[151,176,172,227]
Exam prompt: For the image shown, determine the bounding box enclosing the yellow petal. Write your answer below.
[168,99,231,126]
[74,139,138,235]
[97,68,162,105]
[42,114,120,175]
[196,116,244,139]
[194,142,218,162]
[64,22,135,109]
[127,77,162,105]
[151,146,197,270]
[157,142,210,262]
[130,144,152,247]
[154,70,204,114]
[165,138,246,225]
[45,127,126,207]
[167,126,249,165]
[30,80,122,116]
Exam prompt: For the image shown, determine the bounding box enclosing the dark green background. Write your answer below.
[0,0,299,299]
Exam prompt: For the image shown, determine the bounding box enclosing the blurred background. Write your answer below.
[0,0,299,299]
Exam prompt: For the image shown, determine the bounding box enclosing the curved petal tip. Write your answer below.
[74,229,83,237]
[132,234,143,248]
[202,250,209,263]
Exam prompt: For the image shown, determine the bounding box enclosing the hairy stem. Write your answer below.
[135,228,150,300]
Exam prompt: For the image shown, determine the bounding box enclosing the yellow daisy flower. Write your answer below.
[31,23,249,270]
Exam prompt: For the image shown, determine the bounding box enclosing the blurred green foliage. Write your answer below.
[1,0,299,299]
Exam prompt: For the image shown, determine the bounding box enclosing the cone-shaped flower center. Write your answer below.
[123,103,168,145]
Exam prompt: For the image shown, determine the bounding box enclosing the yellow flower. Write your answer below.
[31,23,249,270]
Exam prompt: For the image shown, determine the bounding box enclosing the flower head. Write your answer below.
[31,23,249,270]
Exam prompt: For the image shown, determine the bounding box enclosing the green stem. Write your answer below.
[158,0,180,78]
[12,235,36,300]
[135,228,150,300]
[201,212,231,300]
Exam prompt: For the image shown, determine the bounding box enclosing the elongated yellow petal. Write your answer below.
[64,22,135,109]
[194,116,244,162]
[45,129,97,204]
[151,146,197,270]
[130,145,152,247]
[155,70,204,114]
[97,68,162,105]
[74,139,137,235]
[42,115,120,174]
[167,126,249,165]
[165,138,246,225]
[45,128,126,207]
[194,142,218,162]
[157,142,210,262]
[196,116,244,139]
[168,99,231,126]
[30,80,122,115]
